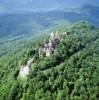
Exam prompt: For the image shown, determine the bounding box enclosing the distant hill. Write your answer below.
[0,0,99,13]
[0,4,99,39]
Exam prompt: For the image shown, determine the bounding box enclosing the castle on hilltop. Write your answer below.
[39,32,68,57]
[19,31,68,77]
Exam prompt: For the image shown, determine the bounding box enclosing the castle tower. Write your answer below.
[39,48,42,57]
[55,31,58,37]
[50,32,55,41]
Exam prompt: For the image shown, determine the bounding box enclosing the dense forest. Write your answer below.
[0,21,99,100]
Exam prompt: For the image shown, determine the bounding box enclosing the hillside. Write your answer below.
[0,21,99,100]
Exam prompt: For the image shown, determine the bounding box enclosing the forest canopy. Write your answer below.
[0,21,99,100]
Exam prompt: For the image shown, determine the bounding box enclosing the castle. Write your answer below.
[39,32,68,57]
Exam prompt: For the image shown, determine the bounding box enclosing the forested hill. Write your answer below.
[0,21,99,100]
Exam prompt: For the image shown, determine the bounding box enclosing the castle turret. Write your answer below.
[39,48,42,57]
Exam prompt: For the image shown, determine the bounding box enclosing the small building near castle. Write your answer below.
[19,65,30,77]
[62,32,68,36]
[19,58,33,77]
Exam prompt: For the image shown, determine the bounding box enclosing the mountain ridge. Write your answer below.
[0,21,99,100]
[0,0,99,14]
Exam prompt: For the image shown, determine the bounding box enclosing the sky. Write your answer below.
[0,0,99,14]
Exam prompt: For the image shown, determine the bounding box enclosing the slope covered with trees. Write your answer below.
[0,21,99,100]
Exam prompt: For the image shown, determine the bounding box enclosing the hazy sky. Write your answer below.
[0,0,99,13]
